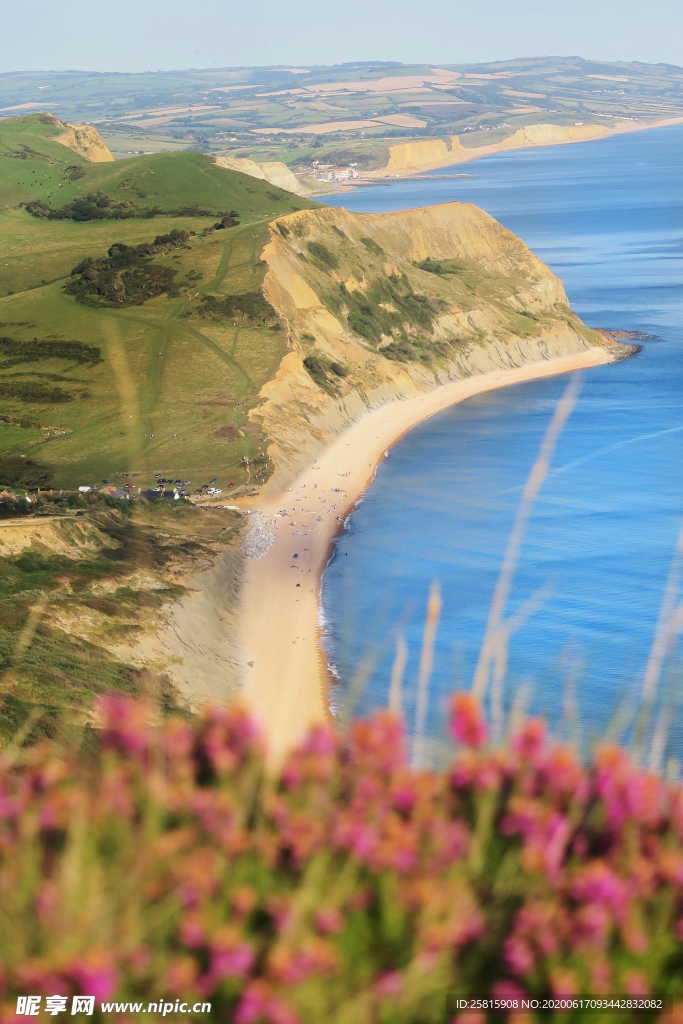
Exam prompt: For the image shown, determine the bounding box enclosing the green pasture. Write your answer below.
[0,113,319,493]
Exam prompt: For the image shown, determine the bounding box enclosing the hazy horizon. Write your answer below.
[4,0,683,75]
[4,54,683,76]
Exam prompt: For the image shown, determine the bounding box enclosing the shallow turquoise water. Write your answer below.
[322,125,683,752]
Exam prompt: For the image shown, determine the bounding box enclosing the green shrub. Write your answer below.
[414,257,464,276]
[360,236,384,256]
[303,354,348,393]
[0,336,101,367]
[25,193,226,222]
[64,231,191,306]
[0,380,82,403]
[197,292,277,326]
[0,454,52,487]
[340,275,440,348]
[307,241,339,271]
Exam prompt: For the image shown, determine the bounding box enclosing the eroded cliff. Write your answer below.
[250,202,624,489]
[53,118,114,163]
[377,121,663,176]
[214,155,310,195]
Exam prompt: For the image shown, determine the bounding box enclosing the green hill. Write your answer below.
[0,113,92,209]
[0,113,317,493]
[0,113,310,217]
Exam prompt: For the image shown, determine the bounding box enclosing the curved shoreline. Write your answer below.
[318,117,683,194]
[238,344,623,764]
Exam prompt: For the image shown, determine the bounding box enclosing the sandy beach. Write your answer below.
[239,345,618,763]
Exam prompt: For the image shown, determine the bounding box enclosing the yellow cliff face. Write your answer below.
[248,202,619,489]
[379,121,644,176]
[53,119,114,163]
[214,155,310,195]
[384,137,465,174]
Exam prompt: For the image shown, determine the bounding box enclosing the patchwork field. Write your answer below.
[3,56,683,173]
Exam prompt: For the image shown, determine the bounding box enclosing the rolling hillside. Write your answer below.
[3,58,683,175]
[0,113,318,735]
[0,114,317,492]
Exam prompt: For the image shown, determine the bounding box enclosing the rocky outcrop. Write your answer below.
[53,118,114,163]
[249,202,625,489]
[214,155,310,195]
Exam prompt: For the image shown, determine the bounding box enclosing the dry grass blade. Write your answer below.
[388,633,407,716]
[472,373,581,702]
[491,583,552,741]
[642,521,683,705]
[412,582,442,767]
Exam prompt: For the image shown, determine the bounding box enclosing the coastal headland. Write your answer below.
[231,201,632,761]
[0,114,633,748]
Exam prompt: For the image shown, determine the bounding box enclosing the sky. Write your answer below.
[3,0,682,73]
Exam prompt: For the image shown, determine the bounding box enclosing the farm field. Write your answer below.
[3,57,683,173]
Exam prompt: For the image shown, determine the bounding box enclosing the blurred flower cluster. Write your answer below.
[0,692,682,1022]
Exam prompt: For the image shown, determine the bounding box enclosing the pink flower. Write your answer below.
[374,971,402,997]
[449,693,488,749]
[300,725,337,757]
[504,937,535,975]
[349,711,406,771]
[235,982,271,1024]
[537,745,586,801]
[572,903,611,948]
[391,782,417,814]
[622,970,649,997]
[210,943,255,979]
[334,817,379,861]
[96,694,151,759]
[570,862,629,918]
[511,718,546,761]
[492,981,527,1000]
[541,812,571,880]
[197,707,264,776]
[314,908,343,934]
[68,954,117,1001]
[179,919,204,948]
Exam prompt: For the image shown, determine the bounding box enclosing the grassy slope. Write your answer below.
[0,114,86,208]
[0,114,320,736]
[0,114,317,492]
[0,501,242,742]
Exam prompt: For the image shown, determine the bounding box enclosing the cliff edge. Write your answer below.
[214,155,311,196]
[250,201,626,490]
[52,117,114,163]
[375,119,683,177]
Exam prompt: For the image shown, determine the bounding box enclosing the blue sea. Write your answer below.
[322,125,683,753]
